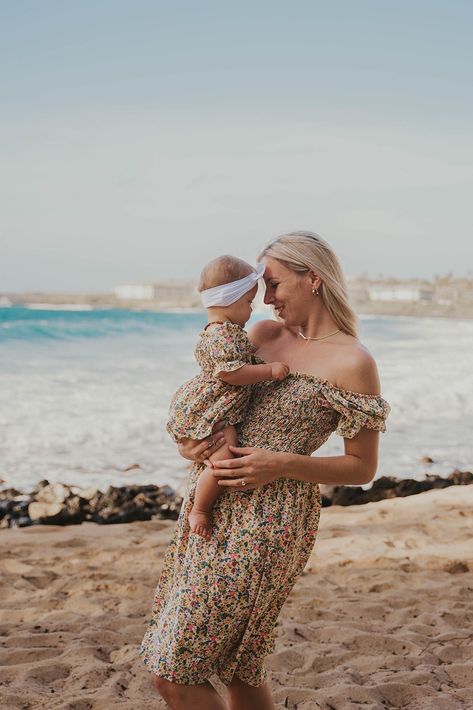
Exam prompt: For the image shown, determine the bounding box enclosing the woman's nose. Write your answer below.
[263,287,273,305]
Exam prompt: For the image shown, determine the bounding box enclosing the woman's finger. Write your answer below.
[227,445,255,455]
[210,455,250,469]
[197,433,225,458]
[212,468,247,478]
[197,439,213,456]
[217,478,255,488]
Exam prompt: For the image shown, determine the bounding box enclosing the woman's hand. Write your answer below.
[177,422,226,463]
[207,445,285,491]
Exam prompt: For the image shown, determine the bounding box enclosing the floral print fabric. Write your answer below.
[166,321,256,443]
[140,372,390,686]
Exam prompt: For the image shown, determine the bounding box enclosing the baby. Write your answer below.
[167,255,289,540]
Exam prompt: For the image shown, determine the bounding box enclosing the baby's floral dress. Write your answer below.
[166,321,256,442]
[140,370,390,686]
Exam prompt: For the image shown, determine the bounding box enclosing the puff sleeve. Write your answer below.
[320,383,391,439]
[203,323,256,379]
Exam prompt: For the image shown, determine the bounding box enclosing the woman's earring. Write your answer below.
[312,287,319,296]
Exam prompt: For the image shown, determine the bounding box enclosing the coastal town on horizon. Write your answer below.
[2,273,473,319]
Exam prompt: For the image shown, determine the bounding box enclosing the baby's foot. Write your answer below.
[188,507,212,540]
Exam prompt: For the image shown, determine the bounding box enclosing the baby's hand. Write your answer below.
[270,362,290,381]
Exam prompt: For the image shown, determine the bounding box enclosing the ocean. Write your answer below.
[1,306,471,494]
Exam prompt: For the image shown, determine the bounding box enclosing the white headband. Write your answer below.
[201,262,266,308]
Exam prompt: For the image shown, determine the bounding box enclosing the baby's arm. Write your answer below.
[218,362,289,385]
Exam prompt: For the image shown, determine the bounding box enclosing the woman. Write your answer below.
[139,231,390,710]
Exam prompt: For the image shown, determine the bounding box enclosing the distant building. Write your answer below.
[113,281,200,306]
[156,282,197,303]
[114,284,157,300]
[367,284,433,303]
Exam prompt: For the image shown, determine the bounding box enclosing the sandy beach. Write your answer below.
[1,485,472,710]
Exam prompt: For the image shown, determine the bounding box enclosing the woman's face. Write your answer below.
[262,256,313,326]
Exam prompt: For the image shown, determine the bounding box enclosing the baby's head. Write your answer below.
[198,255,261,327]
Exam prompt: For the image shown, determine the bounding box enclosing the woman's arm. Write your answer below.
[208,427,378,489]
[276,427,379,485]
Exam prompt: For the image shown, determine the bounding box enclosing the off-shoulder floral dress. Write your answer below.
[140,370,390,686]
[167,321,256,443]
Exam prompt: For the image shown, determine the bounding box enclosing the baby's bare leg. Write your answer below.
[189,425,237,540]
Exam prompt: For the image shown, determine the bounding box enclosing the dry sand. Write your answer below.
[0,485,472,710]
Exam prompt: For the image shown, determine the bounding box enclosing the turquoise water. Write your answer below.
[0,306,206,342]
[1,306,471,492]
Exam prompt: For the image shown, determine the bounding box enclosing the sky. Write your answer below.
[1,1,472,292]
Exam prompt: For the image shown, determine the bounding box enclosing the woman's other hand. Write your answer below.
[207,445,285,490]
[177,423,226,463]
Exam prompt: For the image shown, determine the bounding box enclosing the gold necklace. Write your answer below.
[298,329,341,341]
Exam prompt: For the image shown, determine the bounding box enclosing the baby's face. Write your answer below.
[227,284,258,327]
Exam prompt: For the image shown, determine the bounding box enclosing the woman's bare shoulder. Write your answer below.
[336,340,381,395]
[247,319,286,348]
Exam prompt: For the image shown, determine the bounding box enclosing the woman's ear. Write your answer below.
[308,270,322,291]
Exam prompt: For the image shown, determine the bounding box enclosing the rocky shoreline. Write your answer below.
[1,469,472,529]
[0,481,183,529]
[319,469,473,507]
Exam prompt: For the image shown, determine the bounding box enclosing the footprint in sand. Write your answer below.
[53,538,87,548]
[403,538,419,549]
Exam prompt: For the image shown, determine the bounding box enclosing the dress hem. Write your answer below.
[143,660,268,688]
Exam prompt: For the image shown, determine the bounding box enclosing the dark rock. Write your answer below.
[158,502,181,519]
[420,456,434,464]
[160,485,177,498]
[132,492,155,508]
[62,495,86,525]
[394,478,451,498]
[447,470,473,485]
[13,500,31,515]
[327,470,469,507]
[76,484,183,524]
[0,499,15,519]
[331,486,365,506]
[0,487,21,500]
[10,516,36,528]
[371,476,398,491]
[87,491,104,512]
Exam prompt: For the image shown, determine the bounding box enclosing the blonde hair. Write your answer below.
[197,254,254,292]
[258,231,358,338]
